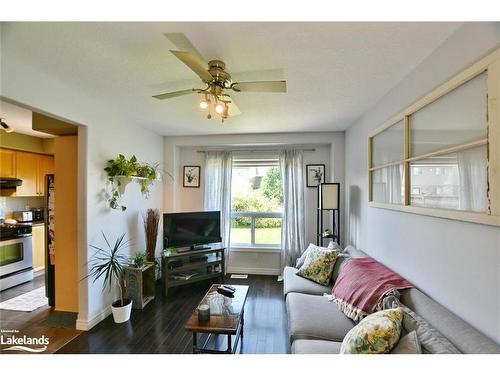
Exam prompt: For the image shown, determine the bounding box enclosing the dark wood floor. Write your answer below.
[0,275,82,354]
[57,275,290,354]
[0,275,51,331]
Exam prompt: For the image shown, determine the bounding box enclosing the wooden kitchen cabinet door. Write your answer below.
[37,155,55,196]
[0,148,16,178]
[15,151,39,196]
[32,224,46,271]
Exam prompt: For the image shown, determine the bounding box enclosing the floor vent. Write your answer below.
[230,274,248,279]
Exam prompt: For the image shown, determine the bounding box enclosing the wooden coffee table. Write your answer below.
[184,284,249,354]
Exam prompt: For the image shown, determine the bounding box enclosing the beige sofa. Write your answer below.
[284,246,500,354]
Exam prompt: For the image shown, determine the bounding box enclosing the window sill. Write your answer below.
[368,201,500,227]
[229,246,281,254]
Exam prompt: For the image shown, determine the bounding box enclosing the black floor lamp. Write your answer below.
[317,182,340,246]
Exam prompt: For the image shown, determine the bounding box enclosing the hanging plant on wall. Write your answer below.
[104,154,160,211]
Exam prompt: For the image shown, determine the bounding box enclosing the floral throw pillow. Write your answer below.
[295,242,340,269]
[340,308,403,354]
[296,246,340,285]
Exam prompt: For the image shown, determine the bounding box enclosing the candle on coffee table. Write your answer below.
[198,304,210,321]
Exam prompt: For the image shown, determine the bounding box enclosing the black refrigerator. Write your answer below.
[45,174,55,306]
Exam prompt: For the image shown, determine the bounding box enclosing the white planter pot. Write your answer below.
[115,176,132,195]
[111,299,132,323]
[115,176,150,194]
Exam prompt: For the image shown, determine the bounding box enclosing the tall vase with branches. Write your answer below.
[143,209,160,263]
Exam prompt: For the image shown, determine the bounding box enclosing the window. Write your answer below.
[368,49,500,227]
[230,158,283,248]
[371,164,404,205]
[409,146,488,211]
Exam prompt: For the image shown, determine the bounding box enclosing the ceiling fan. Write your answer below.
[153,33,287,123]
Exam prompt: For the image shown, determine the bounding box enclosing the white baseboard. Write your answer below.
[33,268,45,278]
[76,306,111,331]
[227,266,280,276]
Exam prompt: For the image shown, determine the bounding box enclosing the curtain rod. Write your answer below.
[197,148,316,153]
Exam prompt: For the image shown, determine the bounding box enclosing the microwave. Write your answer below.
[12,211,33,223]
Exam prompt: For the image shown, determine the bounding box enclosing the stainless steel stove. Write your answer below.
[0,223,34,291]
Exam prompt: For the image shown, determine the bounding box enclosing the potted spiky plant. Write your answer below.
[87,232,132,323]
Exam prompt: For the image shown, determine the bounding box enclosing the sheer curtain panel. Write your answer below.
[204,151,233,272]
[457,146,488,212]
[280,149,306,273]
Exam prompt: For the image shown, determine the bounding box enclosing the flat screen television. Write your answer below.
[163,211,222,250]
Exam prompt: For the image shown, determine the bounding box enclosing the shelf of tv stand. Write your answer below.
[166,254,221,273]
[161,246,225,297]
[167,271,223,288]
[163,246,224,259]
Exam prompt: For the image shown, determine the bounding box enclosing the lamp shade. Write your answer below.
[318,183,339,210]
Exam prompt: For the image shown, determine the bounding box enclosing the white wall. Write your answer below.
[345,22,500,343]
[164,132,345,274]
[1,30,164,330]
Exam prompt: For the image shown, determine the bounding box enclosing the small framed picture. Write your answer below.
[306,164,326,187]
[183,166,201,188]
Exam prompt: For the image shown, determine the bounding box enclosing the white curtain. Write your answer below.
[387,164,403,205]
[204,151,233,272]
[457,147,488,212]
[280,149,306,272]
[373,164,403,204]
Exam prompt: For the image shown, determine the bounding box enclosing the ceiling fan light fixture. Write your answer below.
[153,33,287,123]
[200,93,210,109]
[221,103,229,118]
[215,102,224,114]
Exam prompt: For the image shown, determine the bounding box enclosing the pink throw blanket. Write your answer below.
[331,257,413,321]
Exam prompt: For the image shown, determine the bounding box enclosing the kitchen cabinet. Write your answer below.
[37,155,55,196]
[32,224,46,271]
[0,149,16,178]
[15,151,39,196]
[0,148,54,197]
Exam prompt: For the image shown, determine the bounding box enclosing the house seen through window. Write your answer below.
[230,158,283,248]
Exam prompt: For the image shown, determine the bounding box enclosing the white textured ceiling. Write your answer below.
[0,99,54,138]
[1,22,462,136]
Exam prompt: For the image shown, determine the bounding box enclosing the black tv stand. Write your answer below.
[161,245,225,297]
[191,245,211,251]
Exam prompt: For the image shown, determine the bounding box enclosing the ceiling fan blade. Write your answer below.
[231,80,287,93]
[227,100,241,117]
[164,33,207,64]
[231,68,285,82]
[152,89,194,100]
[170,50,213,83]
